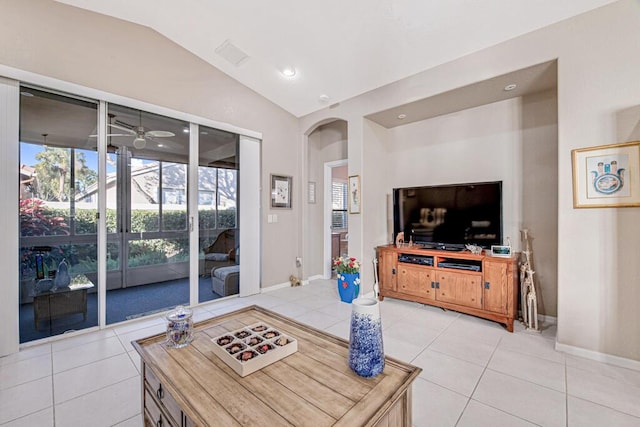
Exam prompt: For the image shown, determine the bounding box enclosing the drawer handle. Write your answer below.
[156,386,164,400]
[156,418,163,427]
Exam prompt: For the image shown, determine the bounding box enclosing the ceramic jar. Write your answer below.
[165,305,193,348]
[348,297,384,377]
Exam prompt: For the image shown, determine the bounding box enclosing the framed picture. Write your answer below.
[572,141,640,208]
[271,174,292,209]
[308,181,316,204]
[348,175,361,214]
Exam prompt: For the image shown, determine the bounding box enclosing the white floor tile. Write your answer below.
[294,310,341,330]
[0,343,51,366]
[0,377,52,424]
[115,323,166,352]
[267,301,309,318]
[411,378,468,427]
[384,336,428,364]
[567,395,640,426]
[429,332,497,367]
[1,407,54,427]
[112,413,143,427]
[566,354,640,388]
[0,353,51,390]
[323,318,350,340]
[413,349,485,397]
[54,376,140,427]
[488,347,566,392]
[457,399,537,427]
[51,329,116,353]
[444,315,506,346]
[53,353,138,404]
[498,329,565,364]
[473,369,566,427]
[53,335,126,373]
[383,320,441,348]
[567,365,640,417]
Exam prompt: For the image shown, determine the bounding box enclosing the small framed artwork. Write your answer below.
[490,245,512,257]
[572,141,640,208]
[308,181,316,204]
[271,174,292,209]
[349,175,361,214]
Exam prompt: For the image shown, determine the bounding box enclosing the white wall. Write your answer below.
[301,0,640,363]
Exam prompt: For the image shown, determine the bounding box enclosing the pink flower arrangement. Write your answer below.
[332,256,360,274]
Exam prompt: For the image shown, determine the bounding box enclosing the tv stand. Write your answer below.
[377,244,518,331]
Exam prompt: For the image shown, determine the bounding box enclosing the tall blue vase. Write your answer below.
[348,297,385,378]
[337,273,360,303]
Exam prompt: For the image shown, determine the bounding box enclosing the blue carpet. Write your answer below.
[19,276,223,343]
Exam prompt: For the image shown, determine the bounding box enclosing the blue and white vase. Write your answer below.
[337,273,360,303]
[348,297,385,378]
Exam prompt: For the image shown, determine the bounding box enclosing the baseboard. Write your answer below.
[260,281,291,293]
[555,342,640,372]
[518,311,557,325]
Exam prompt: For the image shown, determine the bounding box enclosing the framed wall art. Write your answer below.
[348,175,361,214]
[572,141,640,208]
[271,174,292,209]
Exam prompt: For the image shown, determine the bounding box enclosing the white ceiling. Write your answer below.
[55,0,616,118]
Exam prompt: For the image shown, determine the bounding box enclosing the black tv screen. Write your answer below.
[393,181,503,249]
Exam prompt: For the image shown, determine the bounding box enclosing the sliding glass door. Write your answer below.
[104,104,191,323]
[18,86,100,342]
[17,85,244,343]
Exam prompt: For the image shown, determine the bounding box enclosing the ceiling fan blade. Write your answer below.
[89,133,135,138]
[145,130,175,138]
[108,123,136,135]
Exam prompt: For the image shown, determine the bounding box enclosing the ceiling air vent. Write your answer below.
[215,39,249,67]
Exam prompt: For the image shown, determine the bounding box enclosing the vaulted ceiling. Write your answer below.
[55,0,616,117]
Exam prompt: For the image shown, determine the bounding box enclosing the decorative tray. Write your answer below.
[210,323,297,377]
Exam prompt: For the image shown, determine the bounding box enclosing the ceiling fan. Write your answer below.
[92,112,176,149]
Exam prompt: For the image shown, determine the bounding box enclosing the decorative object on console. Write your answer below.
[490,244,512,257]
[334,255,360,303]
[53,258,71,289]
[465,244,483,255]
[165,305,193,348]
[571,141,640,208]
[395,231,404,247]
[520,229,539,331]
[348,297,385,378]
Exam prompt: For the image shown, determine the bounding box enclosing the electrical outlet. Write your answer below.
[295,257,302,267]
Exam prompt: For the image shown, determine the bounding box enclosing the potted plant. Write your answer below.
[333,256,360,303]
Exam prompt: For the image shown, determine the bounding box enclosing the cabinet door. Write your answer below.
[436,271,482,309]
[483,260,509,314]
[397,264,435,300]
[379,250,397,292]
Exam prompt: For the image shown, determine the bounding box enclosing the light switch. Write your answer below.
[267,214,273,223]
[273,214,278,223]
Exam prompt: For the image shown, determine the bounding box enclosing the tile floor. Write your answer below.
[1,279,640,426]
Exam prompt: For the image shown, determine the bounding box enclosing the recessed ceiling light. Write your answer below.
[504,84,517,91]
[397,114,407,120]
[200,131,208,135]
[281,67,297,78]
[319,94,330,102]
[157,144,164,147]
[20,91,34,97]
[182,128,189,134]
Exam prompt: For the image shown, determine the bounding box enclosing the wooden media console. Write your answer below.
[377,245,518,331]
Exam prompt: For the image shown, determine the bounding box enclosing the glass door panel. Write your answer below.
[18,86,99,343]
[105,104,191,323]
[198,126,239,302]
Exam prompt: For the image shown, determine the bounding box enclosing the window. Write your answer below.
[332,181,348,229]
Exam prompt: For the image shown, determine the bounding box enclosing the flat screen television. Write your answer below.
[393,181,503,249]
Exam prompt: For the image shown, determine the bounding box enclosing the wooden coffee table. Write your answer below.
[133,305,421,426]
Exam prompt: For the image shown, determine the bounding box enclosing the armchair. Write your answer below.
[202,229,238,276]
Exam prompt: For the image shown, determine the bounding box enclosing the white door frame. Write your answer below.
[323,159,347,279]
